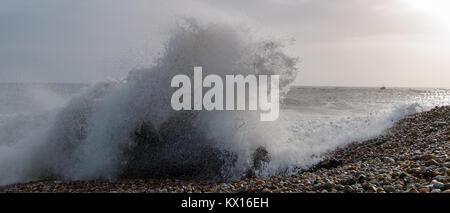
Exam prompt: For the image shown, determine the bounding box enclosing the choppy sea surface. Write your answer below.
[2,83,448,117]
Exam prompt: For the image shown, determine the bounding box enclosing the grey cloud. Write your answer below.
[0,0,448,87]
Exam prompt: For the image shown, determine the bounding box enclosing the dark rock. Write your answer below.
[343,177,357,185]
[310,158,343,171]
[323,182,333,190]
[121,111,237,179]
[383,185,395,193]
[357,174,367,183]
[444,184,450,190]
[343,185,355,193]
[252,146,270,170]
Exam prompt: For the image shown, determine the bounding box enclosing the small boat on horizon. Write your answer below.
[380,86,386,90]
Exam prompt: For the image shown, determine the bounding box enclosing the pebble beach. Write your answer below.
[1,106,448,193]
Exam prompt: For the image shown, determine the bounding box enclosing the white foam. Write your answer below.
[0,20,448,185]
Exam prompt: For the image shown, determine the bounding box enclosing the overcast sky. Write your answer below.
[1,0,449,87]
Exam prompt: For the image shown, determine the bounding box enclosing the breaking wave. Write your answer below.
[0,20,299,184]
[0,19,441,186]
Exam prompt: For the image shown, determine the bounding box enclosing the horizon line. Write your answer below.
[0,81,448,89]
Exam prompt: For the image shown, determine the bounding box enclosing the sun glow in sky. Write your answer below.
[406,0,450,33]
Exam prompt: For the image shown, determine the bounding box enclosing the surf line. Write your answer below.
[170,66,279,121]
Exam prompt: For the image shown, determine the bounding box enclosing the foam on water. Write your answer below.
[0,20,449,185]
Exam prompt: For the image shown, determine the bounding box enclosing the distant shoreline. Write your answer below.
[1,106,448,193]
